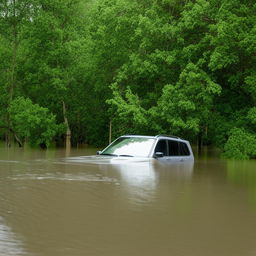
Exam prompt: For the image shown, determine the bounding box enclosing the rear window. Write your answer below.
[168,140,190,156]
[179,142,190,156]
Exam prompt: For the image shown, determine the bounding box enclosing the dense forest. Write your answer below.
[0,0,256,159]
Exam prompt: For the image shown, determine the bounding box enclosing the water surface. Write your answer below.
[0,145,256,256]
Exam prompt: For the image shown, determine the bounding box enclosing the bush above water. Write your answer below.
[223,128,256,160]
[8,97,59,148]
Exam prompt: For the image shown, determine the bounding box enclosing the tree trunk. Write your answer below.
[1,126,23,147]
[63,101,71,149]
[109,120,112,144]
[6,4,18,147]
[198,131,202,155]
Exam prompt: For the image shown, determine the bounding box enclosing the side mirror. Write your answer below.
[96,151,102,155]
[154,152,164,158]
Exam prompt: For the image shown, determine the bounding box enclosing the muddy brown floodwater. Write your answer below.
[0,145,256,256]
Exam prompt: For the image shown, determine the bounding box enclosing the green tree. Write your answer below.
[0,0,39,144]
[223,128,256,160]
[18,0,88,146]
[1,0,256,157]
[155,63,221,139]
[8,97,58,147]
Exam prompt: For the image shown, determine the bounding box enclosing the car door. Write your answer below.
[154,139,180,162]
[154,138,193,162]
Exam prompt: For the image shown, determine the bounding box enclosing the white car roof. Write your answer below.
[120,135,188,142]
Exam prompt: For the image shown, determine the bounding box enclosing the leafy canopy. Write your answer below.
[8,97,59,147]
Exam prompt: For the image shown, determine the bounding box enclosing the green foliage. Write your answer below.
[0,0,256,156]
[155,63,221,136]
[8,97,58,147]
[223,128,256,160]
[107,83,149,136]
[248,107,256,125]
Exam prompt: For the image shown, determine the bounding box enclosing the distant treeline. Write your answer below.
[0,0,256,159]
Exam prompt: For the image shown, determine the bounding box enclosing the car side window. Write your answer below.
[154,140,168,156]
[179,142,190,156]
[168,140,179,156]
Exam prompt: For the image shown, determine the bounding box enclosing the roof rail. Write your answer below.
[156,134,181,139]
[122,134,146,137]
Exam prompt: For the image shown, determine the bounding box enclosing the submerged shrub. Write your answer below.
[223,128,256,160]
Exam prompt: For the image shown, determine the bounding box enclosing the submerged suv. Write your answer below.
[98,135,194,162]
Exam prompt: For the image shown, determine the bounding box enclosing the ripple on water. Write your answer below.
[9,173,118,183]
[0,217,25,256]
[0,160,20,164]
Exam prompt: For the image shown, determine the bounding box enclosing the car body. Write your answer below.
[98,135,194,163]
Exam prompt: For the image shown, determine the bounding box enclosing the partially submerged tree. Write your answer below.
[8,97,58,147]
[0,0,256,158]
[0,0,39,145]
[223,128,256,160]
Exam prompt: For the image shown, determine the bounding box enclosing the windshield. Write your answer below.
[101,137,155,157]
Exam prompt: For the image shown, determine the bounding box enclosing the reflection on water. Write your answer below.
[1,145,256,256]
[155,160,194,178]
[111,161,194,205]
[112,162,158,205]
[62,156,194,205]
[117,162,157,187]
[0,217,25,256]
[227,160,256,204]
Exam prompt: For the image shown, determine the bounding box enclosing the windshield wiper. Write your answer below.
[118,154,134,157]
[100,153,118,156]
